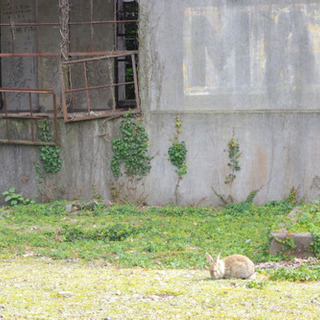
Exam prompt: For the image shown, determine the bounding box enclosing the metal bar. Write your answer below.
[0,88,55,94]
[0,139,57,146]
[63,108,141,123]
[52,93,60,145]
[28,92,35,141]
[0,20,138,27]
[59,62,70,122]
[8,0,15,53]
[65,81,134,93]
[0,22,60,27]
[90,0,94,52]
[68,20,138,25]
[63,51,138,64]
[83,61,91,114]
[0,51,137,58]
[0,53,60,57]
[35,0,40,53]
[131,54,140,109]
[0,113,51,119]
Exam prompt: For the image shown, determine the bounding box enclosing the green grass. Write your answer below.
[0,200,296,268]
[271,201,320,233]
[1,200,320,318]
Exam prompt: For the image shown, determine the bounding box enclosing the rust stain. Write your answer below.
[251,146,268,186]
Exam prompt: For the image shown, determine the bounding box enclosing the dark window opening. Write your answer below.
[115,0,139,108]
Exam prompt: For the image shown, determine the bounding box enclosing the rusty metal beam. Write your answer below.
[0,89,60,145]
[0,51,138,58]
[65,81,134,93]
[131,54,140,110]
[63,51,138,64]
[0,139,57,146]
[63,108,141,123]
[0,20,137,27]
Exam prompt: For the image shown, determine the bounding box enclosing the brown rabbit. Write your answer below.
[205,253,255,280]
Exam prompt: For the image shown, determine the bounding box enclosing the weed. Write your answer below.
[311,233,320,258]
[2,188,35,207]
[224,133,241,185]
[246,280,268,289]
[0,200,301,266]
[266,264,320,281]
[38,120,62,174]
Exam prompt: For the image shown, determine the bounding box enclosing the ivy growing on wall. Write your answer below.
[39,120,62,174]
[168,115,187,176]
[111,112,152,180]
[168,114,187,204]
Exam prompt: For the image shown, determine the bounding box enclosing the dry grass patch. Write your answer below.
[0,258,319,319]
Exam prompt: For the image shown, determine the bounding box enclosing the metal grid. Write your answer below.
[61,51,139,122]
[0,0,138,57]
[0,88,60,145]
[0,0,139,134]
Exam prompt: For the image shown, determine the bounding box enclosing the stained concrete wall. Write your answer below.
[2,0,320,205]
[138,0,320,205]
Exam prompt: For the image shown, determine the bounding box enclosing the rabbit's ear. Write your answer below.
[205,253,214,264]
[214,252,221,262]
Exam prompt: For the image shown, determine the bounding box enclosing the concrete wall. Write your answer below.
[0,118,118,202]
[138,0,320,205]
[2,0,320,206]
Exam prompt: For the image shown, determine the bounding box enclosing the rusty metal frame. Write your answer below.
[0,0,140,131]
[0,88,60,145]
[60,51,140,122]
[0,0,138,57]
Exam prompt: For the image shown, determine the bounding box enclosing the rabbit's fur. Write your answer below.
[205,253,255,280]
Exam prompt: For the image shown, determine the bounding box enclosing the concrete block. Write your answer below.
[270,232,317,258]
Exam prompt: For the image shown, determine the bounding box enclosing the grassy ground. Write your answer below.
[1,200,320,318]
[0,200,295,267]
[1,258,320,319]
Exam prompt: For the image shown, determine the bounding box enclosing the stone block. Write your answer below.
[270,232,317,258]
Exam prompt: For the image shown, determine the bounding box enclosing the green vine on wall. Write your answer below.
[34,120,62,201]
[39,120,62,174]
[111,112,152,180]
[224,132,241,184]
[168,115,187,176]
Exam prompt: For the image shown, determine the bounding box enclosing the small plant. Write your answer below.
[311,233,320,258]
[168,141,187,176]
[212,130,242,205]
[111,112,152,180]
[59,223,146,242]
[224,190,258,216]
[2,188,35,207]
[168,115,188,204]
[246,280,268,289]
[91,184,103,201]
[225,133,241,184]
[287,186,299,204]
[266,264,320,281]
[168,115,187,176]
[38,120,62,174]
[283,237,297,252]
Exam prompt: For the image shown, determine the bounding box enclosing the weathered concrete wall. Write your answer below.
[0,118,118,202]
[2,0,320,206]
[138,0,320,205]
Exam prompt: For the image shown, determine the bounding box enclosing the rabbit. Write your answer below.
[205,253,255,280]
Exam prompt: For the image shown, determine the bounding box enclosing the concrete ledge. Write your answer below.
[270,232,318,258]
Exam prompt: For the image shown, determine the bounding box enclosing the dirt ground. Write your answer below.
[0,258,319,319]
